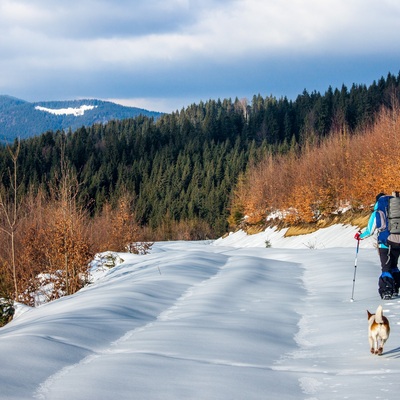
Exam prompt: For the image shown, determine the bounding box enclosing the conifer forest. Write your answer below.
[1,72,400,306]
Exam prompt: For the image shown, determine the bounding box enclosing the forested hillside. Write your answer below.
[0,72,400,309]
[0,96,162,142]
[7,103,253,236]
[2,73,400,234]
[2,73,400,233]
[229,106,400,227]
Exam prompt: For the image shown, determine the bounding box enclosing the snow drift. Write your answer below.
[0,225,399,400]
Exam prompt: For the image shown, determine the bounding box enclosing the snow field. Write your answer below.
[0,226,399,399]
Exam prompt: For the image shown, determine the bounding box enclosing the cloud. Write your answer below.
[7,1,397,66]
[0,0,215,39]
[1,0,400,111]
[190,0,400,57]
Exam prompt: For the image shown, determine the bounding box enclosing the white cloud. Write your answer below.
[2,0,400,69]
[73,0,400,67]
[0,1,51,26]
[1,0,400,109]
[190,0,400,57]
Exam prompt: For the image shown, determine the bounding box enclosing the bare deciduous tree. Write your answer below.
[0,140,21,299]
[20,147,93,304]
[229,106,400,226]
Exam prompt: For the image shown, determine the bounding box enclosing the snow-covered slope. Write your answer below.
[34,105,97,116]
[0,95,162,142]
[0,225,398,400]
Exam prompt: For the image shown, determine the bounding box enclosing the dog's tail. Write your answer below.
[375,305,384,324]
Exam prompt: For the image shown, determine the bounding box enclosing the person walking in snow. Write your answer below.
[355,192,400,299]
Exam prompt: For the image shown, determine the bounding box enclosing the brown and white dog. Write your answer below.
[367,305,390,355]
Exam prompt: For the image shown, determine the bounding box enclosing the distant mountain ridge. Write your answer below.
[0,95,162,142]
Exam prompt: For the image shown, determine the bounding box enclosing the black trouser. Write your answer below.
[379,247,400,295]
[379,247,400,272]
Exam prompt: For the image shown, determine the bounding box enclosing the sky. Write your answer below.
[1,224,400,399]
[1,0,400,112]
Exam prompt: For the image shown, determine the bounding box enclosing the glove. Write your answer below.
[354,231,361,240]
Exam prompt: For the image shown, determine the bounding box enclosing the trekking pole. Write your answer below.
[351,232,361,302]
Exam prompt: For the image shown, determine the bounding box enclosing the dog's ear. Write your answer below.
[367,310,373,319]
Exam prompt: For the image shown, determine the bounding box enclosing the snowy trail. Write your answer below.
[272,247,400,399]
[2,230,400,399]
[32,244,304,400]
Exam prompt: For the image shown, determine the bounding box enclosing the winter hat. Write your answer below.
[376,192,385,202]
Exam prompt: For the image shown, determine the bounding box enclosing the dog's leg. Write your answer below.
[377,337,387,355]
[369,336,376,354]
[372,336,379,354]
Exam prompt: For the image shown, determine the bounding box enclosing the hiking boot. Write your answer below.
[383,294,392,300]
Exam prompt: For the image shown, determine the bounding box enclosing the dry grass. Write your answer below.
[284,225,318,237]
[348,213,371,229]
[246,225,268,235]
[279,209,371,238]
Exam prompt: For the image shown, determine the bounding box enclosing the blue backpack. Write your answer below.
[376,194,400,247]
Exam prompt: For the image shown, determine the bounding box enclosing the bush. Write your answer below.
[0,298,14,327]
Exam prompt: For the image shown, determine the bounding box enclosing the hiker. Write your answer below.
[355,192,400,299]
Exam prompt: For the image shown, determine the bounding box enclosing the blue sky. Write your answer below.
[1,0,400,112]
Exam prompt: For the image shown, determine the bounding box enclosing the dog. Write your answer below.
[367,305,390,355]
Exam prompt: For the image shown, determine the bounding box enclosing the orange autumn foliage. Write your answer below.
[231,106,400,225]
